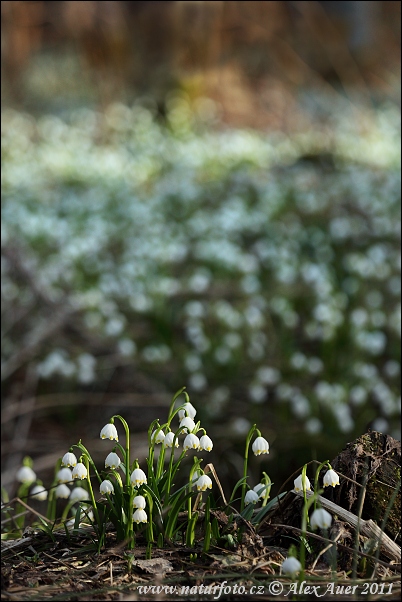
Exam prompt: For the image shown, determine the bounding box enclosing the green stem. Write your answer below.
[83,455,100,529]
[313,460,330,511]
[241,424,258,511]
[112,415,131,490]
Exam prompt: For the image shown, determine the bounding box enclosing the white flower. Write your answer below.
[72,463,87,480]
[199,435,213,451]
[311,508,332,529]
[323,469,340,488]
[133,508,148,523]
[178,402,197,420]
[55,484,70,499]
[196,474,212,491]
[253,483,269,498]
[100,480,114,495]
[100,423,119,441]
[16,466,36,484]
[151,429,165,444]
[30,485,47,501]
[133,495,146,509]
[61,452,78,468]
[179,416,195,433]
[163,431,179,448]
[57,467,73,483]
[69,487,90,502]
[183,433,200,451]
[191,470,202,486]
[252,436,270,456]
[105,452,121,470]
[130,468,147,486]
[294,474,311,492]
[245,490,259,505]
[282,557,302,576]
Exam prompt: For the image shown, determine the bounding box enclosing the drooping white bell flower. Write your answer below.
[16,466,36,484]
[195,474,212,491]
[310,508,332,529]
[183,433,200,451]
[100,423,119,442]
[100,480,114,495]
[30,485,48,501]
[130,468,147,487]
[323,469,340,488]
[133,495,146,509]
[252,436,269,456]
[72,463,87,480]
[245,490,259,505]
[133,508,148,523]
[55,483,70,499]
[61,452,77,468]
[151,429,165,444]
[253,483,269,498]
[281,557,302,576]
[69,487,90,502]
[163,431,179,448]
[57,467,73,483]
[179,416,196,433]
[293,474,311,492]
[178,402,197,420]
[199,435,213,451]
[105,452,121,470]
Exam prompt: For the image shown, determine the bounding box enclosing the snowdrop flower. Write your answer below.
[72,463,87,480]
[178,402,197,420]
[151,429,165,444]
[100,423,118,441]
[183,433,200,451]
[61,452,77,468]
[133,495,146,509]
[252,436,269,456]
[163,431,179,448]
[294,474,311,492]
[179,416,195,433]
[195,474,212,491]
[100,480,114,495]
[57,467,73,483]
[69,487,90,502]
[281,557,302,576]
[16,466,36,484]
[311,508,332,529]
[253,483,269,498]
[55,484,70,499]
[323,469,340,487]
[133,508,148,523]
[130,468,147,486]
[199,434,213,451]
[245,490,259,505]
[30,485,48,501]
[105,452,121,470]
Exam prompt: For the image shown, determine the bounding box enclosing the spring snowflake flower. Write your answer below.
[100,480,114,495]
[151,429,165,444]
[178,402,197,420]
[30,485,48,501]
[323,469,340,487]
[133,495,146,509]
[253,483,269,498]
[57,467,73,483]
[16,466,36,484]
[130,468,147,487]
[183,433,200,451]
[196,474,212,491]
[199,434,213,451]
[100,423,119,442]
[252,436,270,456]
[163,431,179,448]
[133,508,148,523]
[179,416,195,433]
[105,452,121,470]
[55,484,70,499]
[61,452,77,468]
[72,463,87,480]
[245,490,259,505]
[294,474,311,492]
[69,487,90,502]
[281,557,302,576]
[311,508,332,529]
